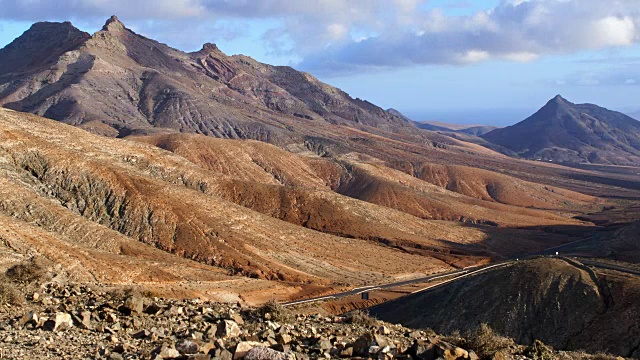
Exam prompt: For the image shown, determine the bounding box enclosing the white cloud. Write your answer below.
[2,0,640,74]
[590,16,636,47]
[503,52,539,62]
[458,50,491,63]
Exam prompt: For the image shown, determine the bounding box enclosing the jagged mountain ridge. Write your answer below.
[0,16,409,141]
[482,95,640,165]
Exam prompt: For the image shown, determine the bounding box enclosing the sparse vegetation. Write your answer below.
[345,309,377,327]
[0,276,24,306]
[5,260,47,284]
[524,339,555,360]
[254,300,292,322]
[447,323,515,359]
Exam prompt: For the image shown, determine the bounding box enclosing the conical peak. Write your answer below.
[543,94,573,110]
[551,94,568,103]
[102,15,125,32]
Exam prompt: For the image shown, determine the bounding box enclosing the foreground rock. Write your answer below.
[0,282,625,359]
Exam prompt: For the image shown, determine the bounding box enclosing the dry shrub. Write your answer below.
[458,323,515,359]
[5,260,47,284]
[345,309,377,327]
[254,300,292,322]
[524,339,555,360]
[560,351,619,360]
[0,276,25,306]
[589,353,619,360]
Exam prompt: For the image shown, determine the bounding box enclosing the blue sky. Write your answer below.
[1,0,640,125]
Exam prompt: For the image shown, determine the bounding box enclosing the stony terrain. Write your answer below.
[0,270,627,360]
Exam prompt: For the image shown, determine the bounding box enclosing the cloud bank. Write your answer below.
[1,0,640,74]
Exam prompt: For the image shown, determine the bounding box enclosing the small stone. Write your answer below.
[44,312,73,332]
[188,355,211,360]
[106,312,118,323]
[109,353,124,360]
[234,342,264,360]
[78,311,93,329]
[132,317,142,328]
[436,341,468,360]
[353,333,374,356]
[145,303,162,315]
[276,333,292,345]
[377,325,391,335]
[217,320,241,338]
[265,321,280,331]
[412,340,436,360]
[340,347,354,357]
[19,311,38,327]
[468,350,480,360]
[244,347,288,360]
[218,349,234,360]
[132,329,151,339]
[200,342,216,354]
[157,345,181,359]
[176,339,199,355]
[231,313,245,325]
[318,338,332,351]
[374,334,391,348]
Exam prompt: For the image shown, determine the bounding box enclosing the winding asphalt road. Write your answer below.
[282,233,639,307]
[281,261,513,306]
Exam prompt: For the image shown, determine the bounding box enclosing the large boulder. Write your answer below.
[122,294,144,315]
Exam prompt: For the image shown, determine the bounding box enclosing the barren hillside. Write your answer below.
[371,258,640,357]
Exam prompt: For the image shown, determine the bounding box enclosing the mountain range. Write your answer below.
[2,17,640,167]
[0,16,410,142]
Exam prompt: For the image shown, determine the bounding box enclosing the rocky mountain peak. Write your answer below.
[544,94,571,110]
[7,20,86,47]
[102,15,126,32]
[201,42,220,53]
[195,42,226,57]
[0,20,89,75]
